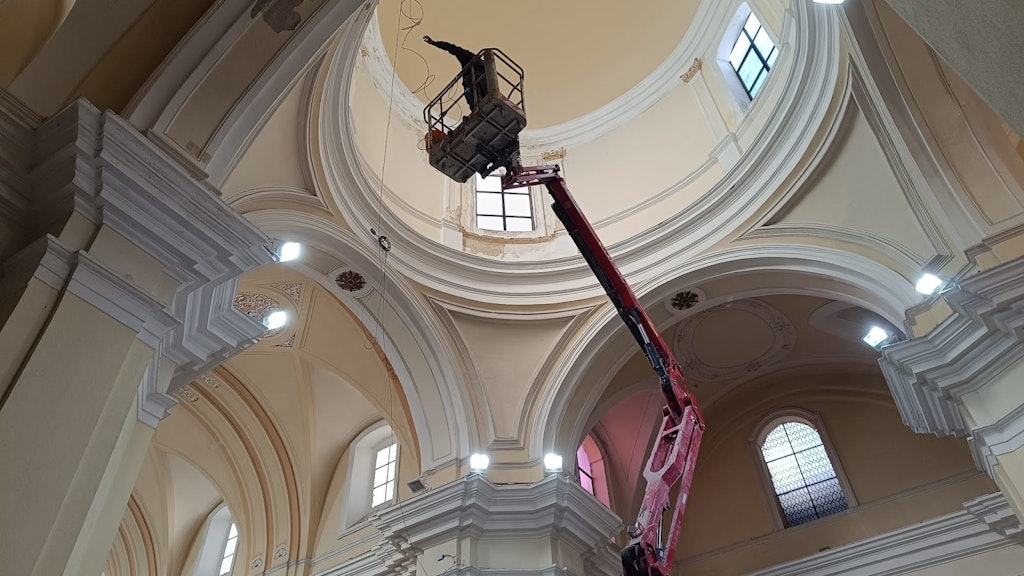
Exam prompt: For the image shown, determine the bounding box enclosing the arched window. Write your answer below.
[220,523,238,575]
[194,504,237,576]
[341,421,401,530]
[754,412,855,528]
[576,434,611,507]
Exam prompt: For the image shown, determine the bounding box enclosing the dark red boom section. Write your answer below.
[503,165,705,576]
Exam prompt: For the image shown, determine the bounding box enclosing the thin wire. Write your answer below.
[370,3,440,575]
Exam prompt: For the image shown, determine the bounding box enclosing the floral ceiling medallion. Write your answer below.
[671,291,700,310]
[335,270,366,292]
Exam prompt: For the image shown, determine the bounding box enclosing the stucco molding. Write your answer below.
[542,242,921,461]
[32,101,275,426]
[315,475,621,576]
[879,257,1024,472]
[744,492,1020,576]
[321,0,844,305]
[244,208,475,469]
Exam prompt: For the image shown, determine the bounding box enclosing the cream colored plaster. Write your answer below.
[0,278,60,402]
[7,0,159,116]
[166,1,323,155]
[876,0,1024,234]
[961,359,1024,430]
[378,0,701,128]
[69,0,216,113]
[447,309,575,444]
[673,369,989,573]
[0,0,62,87]
[350,56,446,238]
[773,105,936,266]
[223,69,312,203]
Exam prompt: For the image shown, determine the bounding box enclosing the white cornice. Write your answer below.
[30,101,275,426]
[879,257,1024,473]
[745,492,1020,576]
[314,474,621,576]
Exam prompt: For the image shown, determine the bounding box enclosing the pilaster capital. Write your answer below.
[27,100,275,425]
[880,257,1024,472]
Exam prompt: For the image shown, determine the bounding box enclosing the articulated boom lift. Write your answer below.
[424,49,705,576]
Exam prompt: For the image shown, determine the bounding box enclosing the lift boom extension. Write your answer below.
[503,165,705,576]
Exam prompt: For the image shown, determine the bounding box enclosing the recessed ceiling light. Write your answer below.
[263,310,287,330]
[469,453,489,472]
[862,326,890,348]
[543,453,563,472]
[278,241,301,262]
[915,273,943,295]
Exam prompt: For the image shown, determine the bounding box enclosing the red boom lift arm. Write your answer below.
[503,165,705,576]
[421,47,704,575]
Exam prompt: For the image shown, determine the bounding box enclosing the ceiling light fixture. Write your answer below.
[915,273,944,296]
[469,453,489,473]
[277,241,301,262]
[543,453,563,473]
[862,326,891,348]
[263,310,287,330]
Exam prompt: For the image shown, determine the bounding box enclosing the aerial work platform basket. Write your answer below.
[423,48,526,182]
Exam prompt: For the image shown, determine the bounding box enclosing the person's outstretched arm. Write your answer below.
[424,36,476,67]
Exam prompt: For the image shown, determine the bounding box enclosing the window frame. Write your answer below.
[340,421,400,531]
[575,434,612,507]
[715,3,780,110]
[473,173,535,232]
[371,441,399,509]
[728,11,777,100]
[193,504,238,576]
[749,408,857,531]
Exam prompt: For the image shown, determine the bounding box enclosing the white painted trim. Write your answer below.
[744,492,1020,576]
[317,474,622,576]
[320,0,844,306]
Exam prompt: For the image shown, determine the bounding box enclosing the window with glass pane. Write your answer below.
[729,12,777,99]
[476,174,533,231]
[576,445,594,495]
[760,422,847,527]
[219,523,238,576]
[371,442,398,508]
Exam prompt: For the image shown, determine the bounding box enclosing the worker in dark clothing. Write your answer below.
[424,35,485,112]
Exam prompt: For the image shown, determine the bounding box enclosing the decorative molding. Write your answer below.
[675,298,796,381]
[681,57,703,83]
[27,101,275,426]
[879,257,1024,474]
[325,0,844,307]
[334,270,366,292]
[744,492,1021,576]
[271,282,304,303]
[317,475,621,576]
[234,292,285,339]
[671,290,701,310]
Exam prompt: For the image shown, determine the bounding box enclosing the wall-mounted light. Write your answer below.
[862,326,891,349]
[915,273,944,296]
[543,453,563,473]
[277,241,301,262]
[469,453,489,473]
[263,310,287,330]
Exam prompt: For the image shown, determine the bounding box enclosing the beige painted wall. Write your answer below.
[672,368,991,574]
